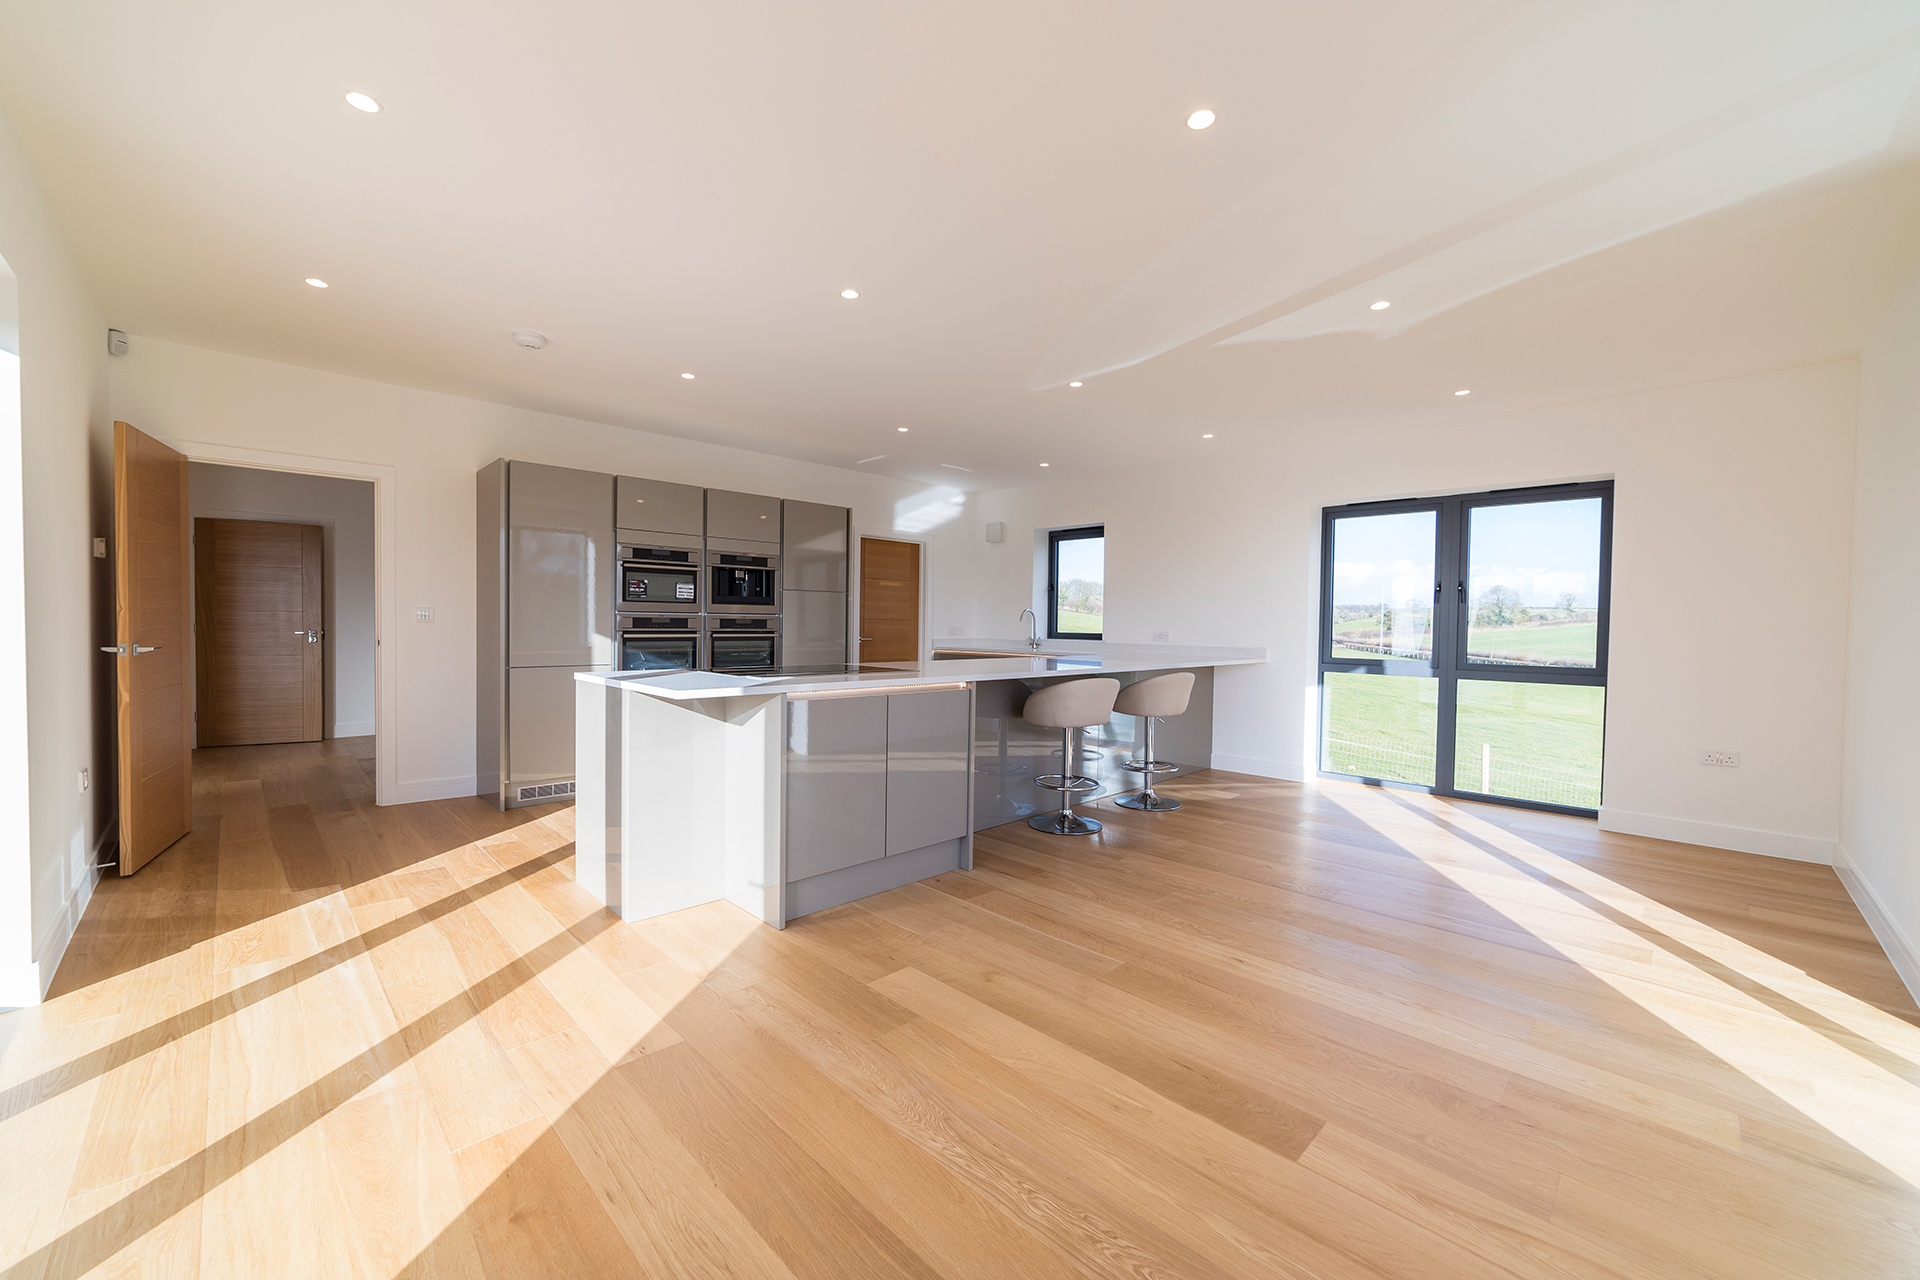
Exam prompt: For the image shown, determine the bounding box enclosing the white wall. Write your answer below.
[931,361,1859,861]
[188,462,376,738]
[1838,269,1920,999]
[111,338,956,803]
[0,104,111,1006]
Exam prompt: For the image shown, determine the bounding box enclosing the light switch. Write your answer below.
[92,537,107,559]
[415,607,435,623]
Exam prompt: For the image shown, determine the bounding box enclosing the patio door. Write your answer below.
[1318,481,1612,815]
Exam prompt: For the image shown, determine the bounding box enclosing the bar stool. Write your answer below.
[1020,677,1121,836]
[1114,671,1194,812]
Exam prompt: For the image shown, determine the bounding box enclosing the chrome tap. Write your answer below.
[1020,608,1042,649]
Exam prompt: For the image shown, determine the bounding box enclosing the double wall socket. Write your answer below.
[1701,750,1741,767]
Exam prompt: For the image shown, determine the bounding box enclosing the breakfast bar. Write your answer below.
[573,642,1263,928]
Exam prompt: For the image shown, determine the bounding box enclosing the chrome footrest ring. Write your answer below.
[1120,759,1181,775]
[1034,773,1100,793]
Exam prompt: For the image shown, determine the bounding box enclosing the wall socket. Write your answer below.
[1152,630,1170,643]
[948,625,963,636]
[1701,750,1741,767]
[415,607,435,623]
[78,767,90,792]
[92,537,107,559]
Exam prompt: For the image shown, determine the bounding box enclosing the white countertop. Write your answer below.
[576,638,1265,702]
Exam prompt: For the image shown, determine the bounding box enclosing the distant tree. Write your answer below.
[1060,578,1102,614]
[1557,591,1577,616]
[1476,584,1522,627]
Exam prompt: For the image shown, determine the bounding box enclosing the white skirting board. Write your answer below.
[387,774,484,805]
[330,720,375,738]
[4,821,113,1008]
[1833,844,1920,1007]
[1208,754,1303,781]
[1596,807,1835,865]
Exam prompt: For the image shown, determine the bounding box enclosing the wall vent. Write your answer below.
[516,781,576,803]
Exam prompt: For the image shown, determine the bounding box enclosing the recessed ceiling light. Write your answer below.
[1040,462,1050,467]
[897,426,910,432]
[1369,300,1391,311]
[1201,433,1215,439]
[1068,381,1083,388]
[511,330,547,349]
[841,289,859,300]
[305,278,329,288]
[681,372,696,379]
[856,455,885,464]
[1187,109,1216,130]
[343,91,381,113]
[1454,388,1471,396]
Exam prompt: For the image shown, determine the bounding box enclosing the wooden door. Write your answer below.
[195,518,325,747]
[113,422,193,875]
[858,537,920,663]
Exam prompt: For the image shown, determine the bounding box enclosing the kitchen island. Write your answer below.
[573,641,1264,928]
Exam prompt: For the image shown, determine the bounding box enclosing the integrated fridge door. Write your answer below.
[781,500,849,591]
[509,462,614,668]
[781,590,848,666]
[507,665,607,806]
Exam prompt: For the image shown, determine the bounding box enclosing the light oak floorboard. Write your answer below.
[3,744,1916,1278]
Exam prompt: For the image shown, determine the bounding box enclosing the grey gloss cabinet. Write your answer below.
[706,489,781,544]
[615,475,704,537]
[782,500,849,590]
[785,695,888,880]
[886,690,971,855]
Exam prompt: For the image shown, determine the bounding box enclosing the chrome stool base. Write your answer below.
[1030,811,1103,835]
[1030,726,1104,837]
[1118,717,1182,813]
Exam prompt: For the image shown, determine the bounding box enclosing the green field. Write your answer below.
[1322,672,1603,808]
[1466,622,1597,666]
[1055,608,1102,634]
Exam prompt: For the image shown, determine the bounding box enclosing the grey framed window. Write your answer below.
[1318,481,1612,816]
[1047,525,1105,640]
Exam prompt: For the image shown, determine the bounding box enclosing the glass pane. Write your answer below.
[1053,535,1105,635]
[1454,680,1605,809]
[1329,511,1435,661]
[1466,498,1602,667]
[1321,672,1437,785]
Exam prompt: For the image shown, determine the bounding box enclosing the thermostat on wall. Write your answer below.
[984,521,1004,543]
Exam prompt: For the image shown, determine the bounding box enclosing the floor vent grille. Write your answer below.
[515,781,576,803]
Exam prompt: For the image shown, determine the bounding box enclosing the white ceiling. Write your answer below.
[3,1,1920,490]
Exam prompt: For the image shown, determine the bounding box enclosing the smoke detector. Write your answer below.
[511,330,548,350]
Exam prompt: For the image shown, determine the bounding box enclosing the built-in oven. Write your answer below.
[706,616,780,672]
[707,548,779,613]
[616,613,702,672]
[618,540,702,613]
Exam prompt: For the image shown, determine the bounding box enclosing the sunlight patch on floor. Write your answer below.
[1326,787,1920,1189]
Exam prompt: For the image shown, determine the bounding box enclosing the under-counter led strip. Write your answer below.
[786,682,968,701]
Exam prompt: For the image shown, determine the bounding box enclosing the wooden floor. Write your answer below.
[3,739,1918,1279]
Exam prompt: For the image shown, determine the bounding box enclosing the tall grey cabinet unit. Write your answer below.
[783,686,972,920]
[781,499,849,666]
[477,459,614,810]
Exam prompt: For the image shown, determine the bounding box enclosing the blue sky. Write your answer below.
[1332,498,1601,610]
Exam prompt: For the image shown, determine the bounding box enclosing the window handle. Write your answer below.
[1458,580,1466,602]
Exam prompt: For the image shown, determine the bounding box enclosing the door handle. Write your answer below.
[858,636,875,642]
[293,630,323,643]
[101,643,162,655]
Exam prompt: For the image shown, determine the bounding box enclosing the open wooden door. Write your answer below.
[111,421,192,874]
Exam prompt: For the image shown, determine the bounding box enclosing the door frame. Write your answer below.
[168,439,398,806]
[850,527,933,663]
